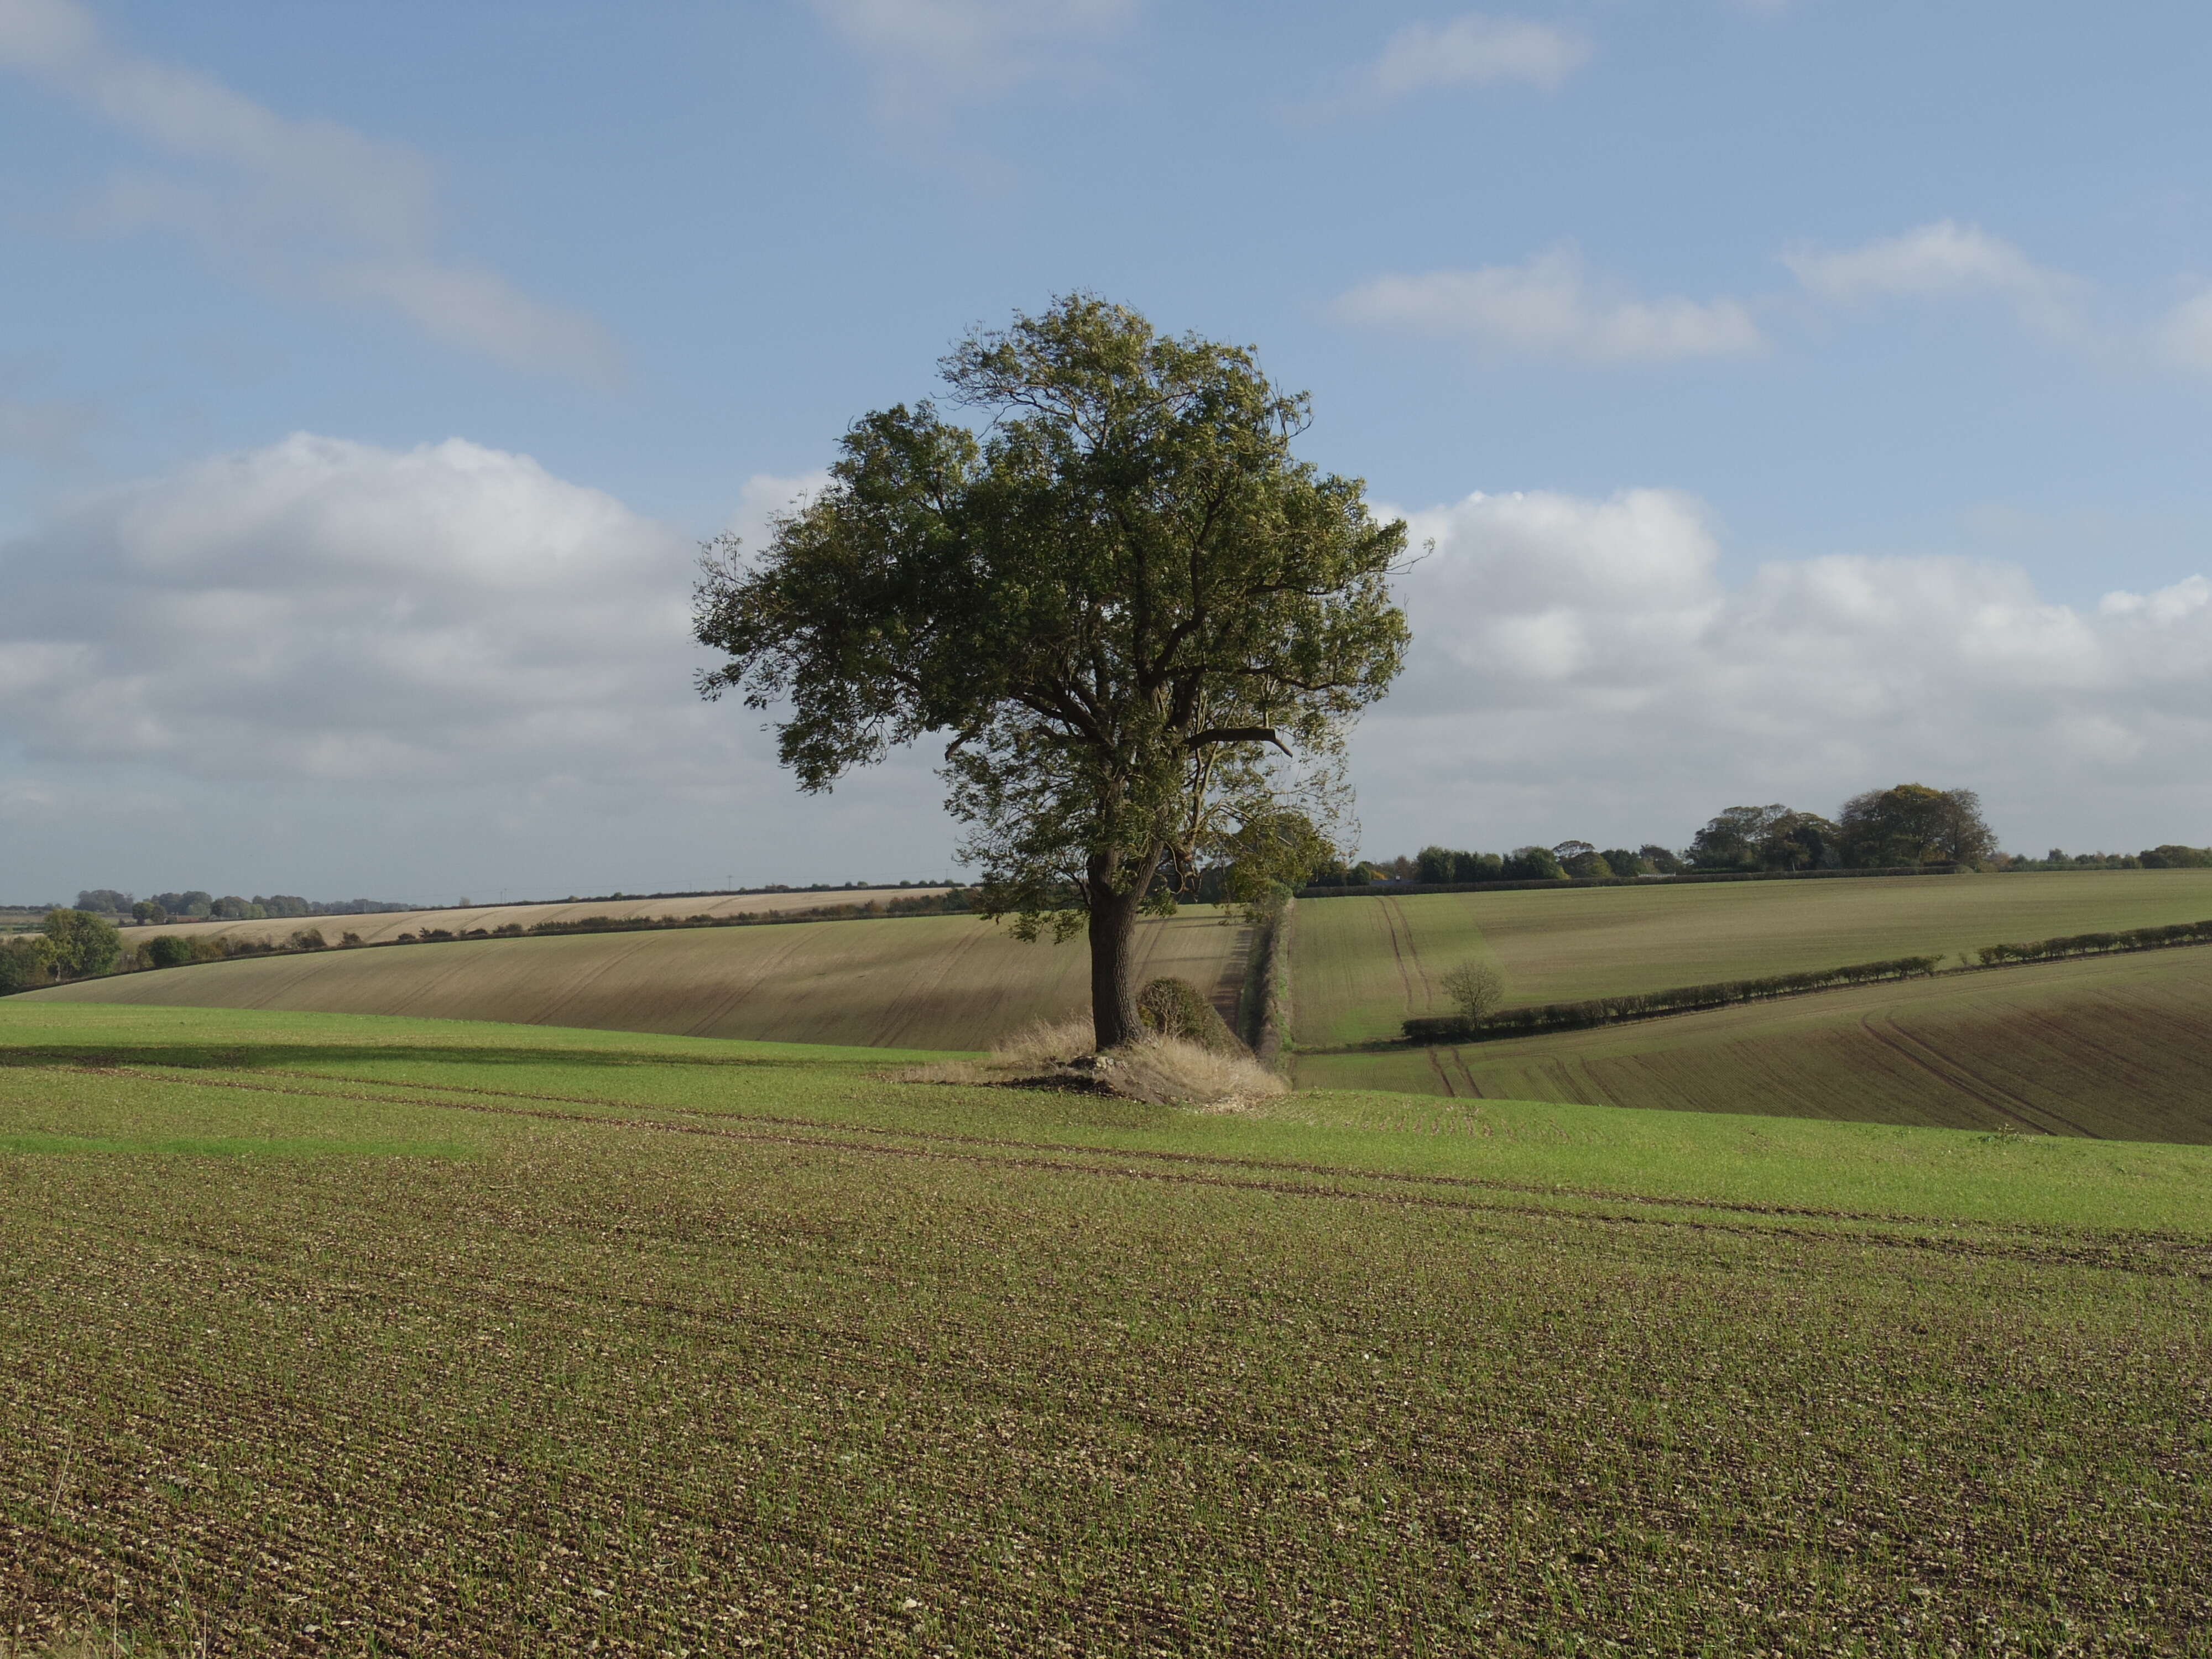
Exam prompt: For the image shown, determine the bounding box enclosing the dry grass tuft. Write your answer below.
[898,1017,1285,1108]
[1104,1032,1288,1107]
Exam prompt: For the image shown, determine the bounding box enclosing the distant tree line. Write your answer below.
[70,889,415,925]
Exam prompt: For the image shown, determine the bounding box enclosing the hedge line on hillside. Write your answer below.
[1301,864,1959,900]
[1404,955,1946,1043]
[1977,920,2212,964]
[1403,915,2212,1046]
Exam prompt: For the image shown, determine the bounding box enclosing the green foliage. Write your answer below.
[1134,976,1244,1053]
[0,935,56,994]
[1637,843,1685,875]
[1503,846,1566,881]
[695,295,1409,1044]
[74,889,132,915]
[143,935,199,969]
[1688,804,1840,871]
[41,909,122,980]
[2139,844,2212,868]
[1438,961,1505,1022]
[1838,783,1995,868]
[130,900,168,925]
[1597,848,1648,878]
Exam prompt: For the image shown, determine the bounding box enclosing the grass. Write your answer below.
[1291,868,2212,1047]
[1295,939,2212,1142]
[4,1002,2209,1653]
[30,907,1255,1053]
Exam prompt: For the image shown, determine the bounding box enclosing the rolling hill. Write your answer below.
[35,906,1256,1051]
[1293,941,2212,1141]
[111,886,953,951]
[1291,869,2212,1047]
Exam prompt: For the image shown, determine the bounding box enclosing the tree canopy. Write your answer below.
[694,296,1410,1045]
[1838,784,1995,868]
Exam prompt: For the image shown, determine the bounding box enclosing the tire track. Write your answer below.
[1854,1012,2100,1139]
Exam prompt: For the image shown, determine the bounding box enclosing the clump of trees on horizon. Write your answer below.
[67,890,417,925]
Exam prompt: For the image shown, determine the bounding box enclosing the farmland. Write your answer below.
[1290,868,2212,1047]
[33,909,1255,1053]
[4,1001,2209,1655]
[111,886,953,952]
[1294,941,2212,1139]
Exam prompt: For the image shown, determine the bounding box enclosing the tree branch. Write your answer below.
[1186,726,1288,754]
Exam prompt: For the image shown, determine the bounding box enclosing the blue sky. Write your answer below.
[6,0,2212,901]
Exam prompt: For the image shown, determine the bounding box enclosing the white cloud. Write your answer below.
[0,434,703,781]
[1783,220,2085,341]
[1336,247,1764,363]
[1359,13,1590,101]
[0,0,617,379]
[1354,486,2212,853]
[811,0,1134,122]
[2154,289,2212,374]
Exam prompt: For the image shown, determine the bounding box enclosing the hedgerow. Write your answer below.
[1405,955,1945,1043]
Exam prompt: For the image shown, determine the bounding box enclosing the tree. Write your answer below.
[42,908,122,980]
[1838,784,1996,868]
[75,889,132,915]
[1439,961,1505,1023]
[694,296,1410,1047]
[0,935,56,994]
[131,900,168,925]
[1639,843,1685,875]
[1504,846,1566,881]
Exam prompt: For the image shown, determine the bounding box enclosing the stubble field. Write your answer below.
[4,1003,2209,1656]
[32,909,1255,1053]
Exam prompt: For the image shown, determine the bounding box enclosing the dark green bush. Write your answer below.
[1136,977,1246,1054]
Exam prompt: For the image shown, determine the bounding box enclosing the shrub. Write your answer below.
[144,934,196,969]
[0,935,56,993]
[289,927,328,951]
[1135,977,1245,1053]
[1439,961,1505,1022]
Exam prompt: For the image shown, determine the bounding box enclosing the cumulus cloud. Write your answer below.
[1358,13,1590,101]
[1783,220,2086,341]
[0,0,617,379]
[1354,487,2212,853]
[810,0,1134,122]
[1336,247,1764,363]
[0,433,711,782]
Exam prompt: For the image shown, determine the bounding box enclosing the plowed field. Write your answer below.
[1295,942,2212,1140]
[1292,869,2212,1046]
[114,887,952,951]
[32,909,1255,1051]
[4,1004,2208,1655]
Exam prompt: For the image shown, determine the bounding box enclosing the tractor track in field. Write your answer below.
[1853,1012,2101,1139]
[24,1062,2212,1274]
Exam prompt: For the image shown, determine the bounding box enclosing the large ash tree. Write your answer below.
[693,297,1410,1048]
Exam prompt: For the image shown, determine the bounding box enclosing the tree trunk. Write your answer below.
[1086,848,1161,1050]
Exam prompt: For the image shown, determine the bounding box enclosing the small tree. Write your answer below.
[42,908,122,980]
[695,296,1410,1048]
[1439,961,1506,1024]
[0,935,56,994]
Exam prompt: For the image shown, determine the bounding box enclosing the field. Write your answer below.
[32,910,1255,1052]
[111,888,952,951]
[1291,869,2212,1048]
[1295,943,2212,1139]
[3,1002,2208,1655]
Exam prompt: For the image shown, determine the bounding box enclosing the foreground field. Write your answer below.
[1292,869,2212,1047]
[1296,943,2212,1141]
[4,1004,2208,1655]
[112,886,953,951]
[33,910,1254,1051]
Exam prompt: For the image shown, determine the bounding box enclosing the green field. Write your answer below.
[5,1003,2210,1653]
[27,908,1254,1052]
[1295,943,2212,1140]
[1291,869,2212,1047]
